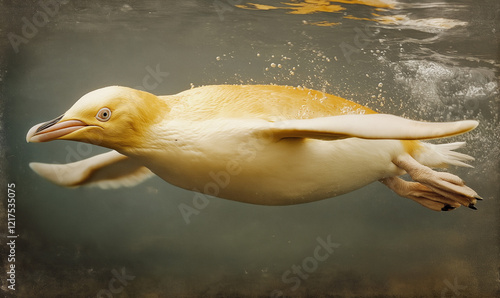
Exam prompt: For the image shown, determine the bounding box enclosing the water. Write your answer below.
[1,0,499,297]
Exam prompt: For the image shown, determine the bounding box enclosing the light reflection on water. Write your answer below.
[2,0,499,297]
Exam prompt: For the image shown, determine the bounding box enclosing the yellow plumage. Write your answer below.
[165,85,376,121]
[26,85,480,211]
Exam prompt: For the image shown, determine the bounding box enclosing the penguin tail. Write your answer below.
[414,142,475,168]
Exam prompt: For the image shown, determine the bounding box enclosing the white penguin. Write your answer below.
[26,85,480,211]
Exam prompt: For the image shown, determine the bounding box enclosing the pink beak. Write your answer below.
[26,115,87,143]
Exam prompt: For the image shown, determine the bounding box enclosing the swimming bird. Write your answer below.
[26,85,481,211]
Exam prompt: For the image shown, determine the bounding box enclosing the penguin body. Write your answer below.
[26,85,480,211]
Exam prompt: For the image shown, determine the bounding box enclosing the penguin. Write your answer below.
[26,85,480,211]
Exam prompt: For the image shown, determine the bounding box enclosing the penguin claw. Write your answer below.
[468,204,477,210]
[475,196,483,201]
[441,205,456,212]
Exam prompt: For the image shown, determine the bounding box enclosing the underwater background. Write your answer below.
[1,0,499,297]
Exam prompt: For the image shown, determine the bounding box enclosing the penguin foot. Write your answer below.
[380,176,462,211]
[389,154,479,210]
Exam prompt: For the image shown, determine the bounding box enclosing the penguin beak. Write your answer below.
[26,115,87,143]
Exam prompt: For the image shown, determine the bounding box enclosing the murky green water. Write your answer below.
[1,0,499,297]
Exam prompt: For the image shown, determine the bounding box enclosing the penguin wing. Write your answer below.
[29,150,154,189]
[269,114,478,140]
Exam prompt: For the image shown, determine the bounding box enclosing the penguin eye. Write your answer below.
[96,107,112,122]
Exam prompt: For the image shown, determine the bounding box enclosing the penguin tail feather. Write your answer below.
[415,142,474,168]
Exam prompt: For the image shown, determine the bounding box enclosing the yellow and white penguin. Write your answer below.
[26,85,480,211]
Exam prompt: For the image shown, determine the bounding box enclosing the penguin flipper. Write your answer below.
[29,150,154,189]
[269,114,478,141]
